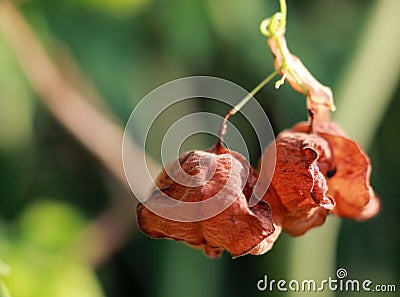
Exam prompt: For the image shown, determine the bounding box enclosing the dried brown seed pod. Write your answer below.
[260,121,380,236]
[137,143,281,258]
[292,122,380,220]
[260,131,335,236]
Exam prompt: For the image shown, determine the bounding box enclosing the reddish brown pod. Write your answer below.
[260,121,380,236]
[293,122,380,220]
[137,143,281,258]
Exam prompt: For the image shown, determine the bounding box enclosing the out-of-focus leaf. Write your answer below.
[18,200,86,252]
[0,200,104,297]
[4,251,104,297]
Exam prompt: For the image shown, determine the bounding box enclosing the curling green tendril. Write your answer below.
[260,0,305,92]
[260,0,287,37]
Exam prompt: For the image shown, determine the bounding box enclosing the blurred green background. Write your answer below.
[0,0,399,296]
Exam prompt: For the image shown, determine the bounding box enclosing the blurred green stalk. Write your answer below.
[0,260,11,297]
[0,282,12,297]
[286,0,400,296]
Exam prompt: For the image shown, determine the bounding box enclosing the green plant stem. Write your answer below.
[279,0,287,19]
[219,69,279,142]
[286,0,400,296]
[233,69,280,113]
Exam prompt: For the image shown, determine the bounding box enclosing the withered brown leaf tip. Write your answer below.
[137,143,280,258]
[260,121,380,236]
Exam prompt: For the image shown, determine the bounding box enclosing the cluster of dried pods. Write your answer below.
[136,26,381,259]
